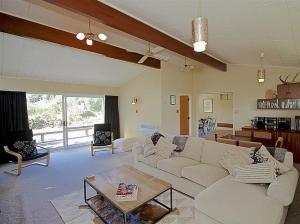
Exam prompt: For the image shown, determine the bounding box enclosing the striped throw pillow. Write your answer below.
[234,162,277,184]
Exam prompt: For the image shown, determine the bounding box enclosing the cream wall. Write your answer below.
[0,77,119,96]
[192,64,300,134]
[119,68,162,138]
[197,93,233,125]
[161,63,193,135]
[118,62,194,138]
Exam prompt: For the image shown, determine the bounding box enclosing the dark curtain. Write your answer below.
[105,95,120,139]
[0,91,29,163]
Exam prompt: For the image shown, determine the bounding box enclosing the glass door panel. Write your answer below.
[27,94,64,148]
[66,96,104,147]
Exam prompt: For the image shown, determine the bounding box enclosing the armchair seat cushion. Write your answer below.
[12,152,48,162]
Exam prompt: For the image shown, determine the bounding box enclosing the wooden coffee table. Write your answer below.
[84,165,172,223]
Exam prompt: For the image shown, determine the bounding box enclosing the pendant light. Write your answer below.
[257,52,266,83]
[76,20,107,46]
[192,0,208,52]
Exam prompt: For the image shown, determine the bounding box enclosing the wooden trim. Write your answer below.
[41,0,227,71]
[217,123,233,128]
[0,12,160,69]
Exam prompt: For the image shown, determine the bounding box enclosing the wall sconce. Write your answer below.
[131,97,138,105]
[131,97,138,113]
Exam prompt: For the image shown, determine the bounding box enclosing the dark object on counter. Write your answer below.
[254,116,291,131]
[254,117,265,130]
[277,117,291,131]
[265,117,277,130]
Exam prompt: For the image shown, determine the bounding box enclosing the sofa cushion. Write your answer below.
[156,137,177,158]
[201,140,238,168]
[182,164,228,187]
[157,157,199,177]
[180,137,205,162]
[267,167,299,206]
[195,175,284,224]
[137,154,164,168]
[219,147,253,175]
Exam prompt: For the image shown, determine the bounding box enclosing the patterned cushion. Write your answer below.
[10,140,37,159]
[94,131,112,146]
[151,132,164,145]
[250,145,290,176]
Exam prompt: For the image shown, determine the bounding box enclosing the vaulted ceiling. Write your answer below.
[1,0,300,86]
[104,0,300,67]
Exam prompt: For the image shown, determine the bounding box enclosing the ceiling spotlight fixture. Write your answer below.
[98,33,107,41]
[257,52,266,84]
[76,32,85,40]
[192,0,208,52]
[86,39,93,46]
[76,20,107,45]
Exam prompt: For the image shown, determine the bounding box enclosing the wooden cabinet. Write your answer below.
[277,131,300,163]
[277,83,300,98]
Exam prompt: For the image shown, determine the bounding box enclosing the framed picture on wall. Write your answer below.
[170,95,176,105]
[203,98,213,113]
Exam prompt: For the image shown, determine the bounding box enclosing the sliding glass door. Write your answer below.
[27,94,64,148]
[65,96,104,147]
[27,94,104,149]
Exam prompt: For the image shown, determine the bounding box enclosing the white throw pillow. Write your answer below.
[234,162,277,184]
[219,148,253,176]
[253,145,291,175]
[143,144,157,157]
[142,137,156,157]
[156,137,177,159]
[143,137,153,147]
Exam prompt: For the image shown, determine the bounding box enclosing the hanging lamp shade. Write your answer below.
[257,68,266,83]
[192,17,208,52]
[257,52,266,83]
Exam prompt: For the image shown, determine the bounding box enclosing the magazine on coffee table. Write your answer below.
[115,183,138,201]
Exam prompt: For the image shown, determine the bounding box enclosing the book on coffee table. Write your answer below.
[115,183,138,201]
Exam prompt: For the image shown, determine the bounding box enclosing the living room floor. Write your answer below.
[0,146,299,224]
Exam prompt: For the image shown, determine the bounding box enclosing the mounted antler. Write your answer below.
[292,72,299,82]
[279,73,300,84]
[279,75,290,84]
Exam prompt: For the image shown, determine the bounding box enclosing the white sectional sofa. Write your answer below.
[132,136,299,224]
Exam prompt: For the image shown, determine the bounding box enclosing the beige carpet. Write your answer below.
[50,189,194,224]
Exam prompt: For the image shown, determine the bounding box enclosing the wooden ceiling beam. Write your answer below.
[0,12,161,69]
[42,0,227,71]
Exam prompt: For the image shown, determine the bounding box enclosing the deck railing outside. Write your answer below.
[33,125,94,148]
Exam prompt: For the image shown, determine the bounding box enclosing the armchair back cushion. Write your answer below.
[93,124,112,146]
[7,130,38,160]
